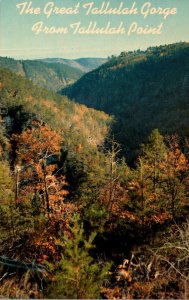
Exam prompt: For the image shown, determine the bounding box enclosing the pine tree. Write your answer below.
[45,216,111,299]
[127,130,168,225]
[141,129,167,202]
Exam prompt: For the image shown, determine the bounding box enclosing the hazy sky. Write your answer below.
[0,0,188,59]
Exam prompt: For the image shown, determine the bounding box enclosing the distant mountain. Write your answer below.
[61,42,189,160]
[0,57,84,91]
[39,57,108,73]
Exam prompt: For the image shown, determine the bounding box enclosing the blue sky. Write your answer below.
[0,0,188,59]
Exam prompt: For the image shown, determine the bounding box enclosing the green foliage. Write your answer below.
[63,42,189,161]
[45,216,111,299]
[0,67,111,150]
[1,45,189,300]
[82,201,108,233]
[0,161,37,245]
[140,129,168,210]
[0,161,17,242]
[0,57,84,91]
[0,161,14,208]
[141,129,167,162]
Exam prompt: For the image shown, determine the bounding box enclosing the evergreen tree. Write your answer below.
[45,216,111,299]
[126,130,168,225]
[141,129,167,201]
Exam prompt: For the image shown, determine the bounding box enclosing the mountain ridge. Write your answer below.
[61,42,189,160]
[0,56,86,91]
[0,56,107,91]
[38,57,108,73]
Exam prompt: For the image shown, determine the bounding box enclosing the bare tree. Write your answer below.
[153,220,189,299]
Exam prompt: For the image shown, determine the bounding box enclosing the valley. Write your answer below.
[0,42,189,299]
[62,42,189,161]
[0,56,107,91]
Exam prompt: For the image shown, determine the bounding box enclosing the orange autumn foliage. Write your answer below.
[13,121,70,218]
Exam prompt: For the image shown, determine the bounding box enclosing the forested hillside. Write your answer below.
[0,57,84,91]
[0,65,189,299]
[62,42,189,161]
[39,57,108,73]
[0,67,111,146]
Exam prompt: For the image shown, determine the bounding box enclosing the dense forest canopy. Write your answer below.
[62,42,189,161]
[0,42,189,299]
[0,67,111,148]
[0,56,108,92]
[0,57,84,91]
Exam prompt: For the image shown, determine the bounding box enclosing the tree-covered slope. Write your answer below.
[0,57,84,91]
[39,57,108,73]
[1,66,189,300]
[62,42,189,159]
[0,67,111,150]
